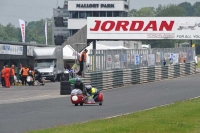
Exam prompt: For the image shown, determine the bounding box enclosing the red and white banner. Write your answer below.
[45,20,48,45]
[87,17,200,40]
[19,19,25,43]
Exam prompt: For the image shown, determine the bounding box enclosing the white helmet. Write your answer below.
[85,85,92,92]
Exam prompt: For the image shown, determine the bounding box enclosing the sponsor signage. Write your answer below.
[27,46,35,56]
[0,44,23,55]
[76,4,114,8]
[19,19,26,43]
[87,17,200,40]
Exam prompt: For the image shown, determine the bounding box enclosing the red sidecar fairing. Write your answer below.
[71,89,84,105]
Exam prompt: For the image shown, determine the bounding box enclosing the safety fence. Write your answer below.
[88,47,195,72]
[82,62,196,90]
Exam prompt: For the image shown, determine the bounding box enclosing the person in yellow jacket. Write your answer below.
[21,65,29,85]
[85,85,99,102]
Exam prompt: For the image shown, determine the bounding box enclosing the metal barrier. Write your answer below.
[88,47,195,72]
[82,62,196,90]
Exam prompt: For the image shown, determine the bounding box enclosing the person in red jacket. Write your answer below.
[4,65,11,88]
[1,66,6,87]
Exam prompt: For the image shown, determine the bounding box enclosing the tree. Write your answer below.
[137,7,156,17]
[0,24,6,41]
[25,19,52,45]
[193,2,200,16]
[156,4,165,16]
[156,4,187,16]
[4,23,20,42]
[128,9,138,17]
[178,2,193,16]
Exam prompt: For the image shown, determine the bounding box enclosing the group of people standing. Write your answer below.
[1,64,36,88]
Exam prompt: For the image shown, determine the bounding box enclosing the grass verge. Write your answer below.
[197,55,200,68]
[27,98,200,133]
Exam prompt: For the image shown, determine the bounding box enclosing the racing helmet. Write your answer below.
[28,70,32,75]
[75,78,81,85]
[85,85,92,92]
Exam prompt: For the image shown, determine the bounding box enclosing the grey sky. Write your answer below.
[0,0,197,27]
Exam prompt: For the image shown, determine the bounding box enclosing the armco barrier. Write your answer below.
[82,62,196,90]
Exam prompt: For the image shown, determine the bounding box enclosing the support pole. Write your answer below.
[92,40,96,72]
[189,40,192,47]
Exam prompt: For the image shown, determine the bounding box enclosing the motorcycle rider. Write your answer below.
[34,69,44,85]
[27,67,34,86]
[85,85,99,102]
[74,78,85,94]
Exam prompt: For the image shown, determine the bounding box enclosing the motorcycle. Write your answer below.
[71,88,104,106]
[34,74,45,86]
[35,77,45,86]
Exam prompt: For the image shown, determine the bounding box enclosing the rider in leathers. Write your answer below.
[85,85,99,102]
[74,78,85,94]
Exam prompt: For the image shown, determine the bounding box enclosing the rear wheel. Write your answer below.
[80,103,83,106]
[75,104,78,106]
[99,103,102,106]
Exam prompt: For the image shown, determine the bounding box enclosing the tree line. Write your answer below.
[0,2,200,52]
[128,2,200,53]
[0,18,52,45]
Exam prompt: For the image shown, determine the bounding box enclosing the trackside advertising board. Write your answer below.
[87,17,200,40]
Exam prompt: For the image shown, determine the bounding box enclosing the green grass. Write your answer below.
[27,98,200,133]
[196,55,200,68]
[197,62,200,68]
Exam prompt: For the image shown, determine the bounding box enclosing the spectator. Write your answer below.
[77,49,88,76]
[21,65,29,85]
[10,65,15,86]
[163,58,166,66]
[65,64,74,78]
[66,64,71,71]
[19,63,22,81]
[4,65,11,88]
[1,66,5,87]
[170,58,173,65]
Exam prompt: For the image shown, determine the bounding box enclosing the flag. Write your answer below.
[19,19,25,43]
[45,20,48,45]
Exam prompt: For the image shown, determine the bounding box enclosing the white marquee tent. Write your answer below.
[83,43,128,52]
[63,45,80,60]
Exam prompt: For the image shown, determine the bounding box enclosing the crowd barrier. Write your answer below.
[82,62,196,90]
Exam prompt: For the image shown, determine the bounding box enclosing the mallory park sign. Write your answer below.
[76,4,115,8]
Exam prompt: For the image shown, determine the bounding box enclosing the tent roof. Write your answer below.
[63,45,80,60]
[83,43,128,52]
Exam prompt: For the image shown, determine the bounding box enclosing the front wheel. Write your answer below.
[80,103,83,106]
[99,103,102,106]
[75,104,78,106]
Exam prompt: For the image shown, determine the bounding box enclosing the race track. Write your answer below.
[1,74,200,133]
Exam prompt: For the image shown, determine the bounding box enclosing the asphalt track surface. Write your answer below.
[1,74,200,133]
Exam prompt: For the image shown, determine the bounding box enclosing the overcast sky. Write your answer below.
[0,0,197,27]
